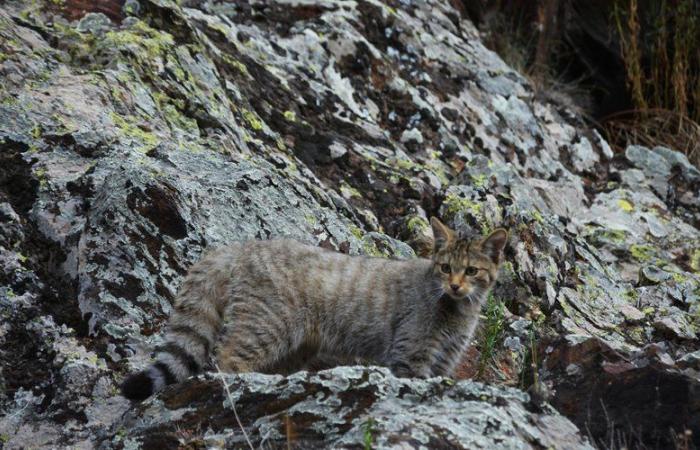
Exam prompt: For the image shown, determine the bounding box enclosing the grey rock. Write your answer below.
[399,127,424,144]
[106,367,594,450]
[76,13,114,34]
[624,145,672,195]
[678,350,700,369]
[0,0,698,448]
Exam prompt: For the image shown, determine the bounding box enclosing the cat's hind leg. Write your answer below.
[216,298,302,373]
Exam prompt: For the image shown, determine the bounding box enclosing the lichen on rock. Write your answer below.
[1,0,699,448]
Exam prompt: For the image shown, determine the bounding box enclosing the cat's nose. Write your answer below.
[450,284,460,292]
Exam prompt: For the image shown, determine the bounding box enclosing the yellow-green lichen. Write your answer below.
[340,182,362,199]
[471,173,488,188]
[152,92,199,134]
[672,273,688,283]
[123,1,138,15]
[394,157,419,172]
[283,110,296,122]
[407,216,429,233]
[242,109,264,131]
[690,249,700,273]
[600,229,627,243]
[501,261,514,274]
[623,289,638,302]
[362,239,388,258]
[286,160,298,173]
[207,22,230,36]
[617,199,635,213]
[531,210,544,224]
[34,167,48,188]
[349,225,363,240]
[103,20,175,59]
[110,112,160,153]
[222,54,249,77]
[444,194,482,216]
[443,193,493,235]
[629,244,654,262]
[424,162,450,185]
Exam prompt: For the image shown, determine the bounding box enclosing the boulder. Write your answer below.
[0,0,698,448]
[107,367,593,449]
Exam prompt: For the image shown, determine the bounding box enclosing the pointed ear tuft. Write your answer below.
[430,217,453,250]
[482,228,508,264]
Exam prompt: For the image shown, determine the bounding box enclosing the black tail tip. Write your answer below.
[121,371,154,401]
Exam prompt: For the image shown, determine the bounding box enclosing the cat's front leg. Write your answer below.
[388,355,433,378]
[428,333,468,378]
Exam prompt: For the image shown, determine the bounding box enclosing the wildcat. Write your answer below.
[121,218,507,400]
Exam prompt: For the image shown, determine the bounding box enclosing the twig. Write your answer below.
[215,365,255,450]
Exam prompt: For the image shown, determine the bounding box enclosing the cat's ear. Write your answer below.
[430,217,453,249]
[482,228,508,264]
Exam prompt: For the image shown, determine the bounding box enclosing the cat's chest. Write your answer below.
[430,300,481,337]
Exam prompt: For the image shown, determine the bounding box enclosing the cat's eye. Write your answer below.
[465,267,478,276]
[440,264,451,274]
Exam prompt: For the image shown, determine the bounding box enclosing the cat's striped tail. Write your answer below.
[120,323,215,401]
[120,246,235,400]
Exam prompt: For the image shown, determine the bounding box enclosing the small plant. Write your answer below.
[362,417,376,450]
[477,294,506,378]
[285,414,296,450]
[518,327,539,391]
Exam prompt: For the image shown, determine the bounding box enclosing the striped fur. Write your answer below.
[120,218,507,400]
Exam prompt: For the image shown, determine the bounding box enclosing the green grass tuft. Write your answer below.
[362,418,376,450]
[477,294,506,378]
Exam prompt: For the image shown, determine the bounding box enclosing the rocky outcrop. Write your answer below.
[109,366,593,449]
[0,0,698,448]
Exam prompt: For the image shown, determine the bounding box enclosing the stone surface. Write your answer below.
[0,0,699,448]
[108,367,593,449]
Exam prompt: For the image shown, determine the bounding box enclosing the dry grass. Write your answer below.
[216,366,255,450]
[601,108,700,167]
[613,0,647,110]
[613,0,699,121]
[607,0,700,167]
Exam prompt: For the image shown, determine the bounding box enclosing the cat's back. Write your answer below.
[227,239,417,301]
[233,238,412,275]
[231,238,339,267]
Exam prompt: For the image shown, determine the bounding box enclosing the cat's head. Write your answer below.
[430,217,507,301]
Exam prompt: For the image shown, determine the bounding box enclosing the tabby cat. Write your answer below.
[121,218,507,400]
